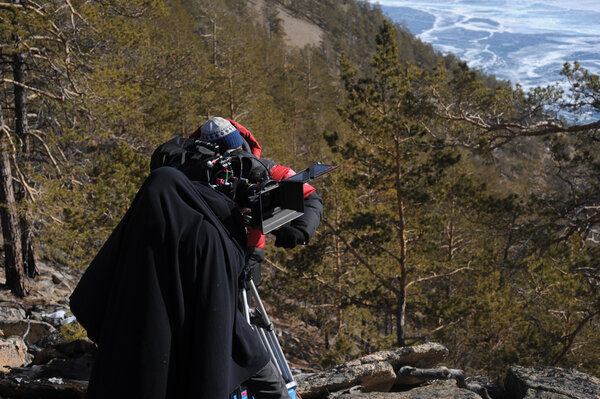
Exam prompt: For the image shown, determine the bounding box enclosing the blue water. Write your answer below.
[374,0,600,92]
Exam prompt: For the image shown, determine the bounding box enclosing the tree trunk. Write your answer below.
[447,197,456,262]
[12,50,38,278]
[211,16,217,67]
[396,291,406,346]
[395,138,407,346]
[0,104,27,297]
[334,196,343,332]
[12,53,29,153]
[227,53,234,118]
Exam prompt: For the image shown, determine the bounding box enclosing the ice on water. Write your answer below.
[374,0,600,91]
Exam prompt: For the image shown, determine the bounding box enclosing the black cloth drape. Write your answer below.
[70,167,269,398]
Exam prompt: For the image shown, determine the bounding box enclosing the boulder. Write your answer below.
[0,319,56,345]
[28,307,76,328]
[505,366,600,399]
[32,330,63,351]
[396,366,466,387]
[0,377,87,399]
[33,338,96,365]
[347,343,448,370]
[0,302,27,321]
[342,343,448,386]
[9,357,94,381]
[329,385,482,399]
[0,336,28,373]
[297,361,397,399]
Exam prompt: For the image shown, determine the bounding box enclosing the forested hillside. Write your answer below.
[1,0,599,382]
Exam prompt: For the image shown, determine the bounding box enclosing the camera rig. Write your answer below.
[150,137,337,233]
[239,163,337,233]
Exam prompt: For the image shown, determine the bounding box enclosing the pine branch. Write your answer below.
[263,257,375,309]
[322,219,401,296]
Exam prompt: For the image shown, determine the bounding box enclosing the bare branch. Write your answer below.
[406,265,471,289]
[552,309,600,365]
[27,130,62,175]
[0,78,64,101]
[64,0,99,33]
[488,119,600,148]
[0,2,23,11]
[430,85,600,148]
[1,1,44,16]
[1,128,37,201]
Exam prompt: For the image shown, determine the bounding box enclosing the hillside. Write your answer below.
[249,0,324,48]
[1,0,599,391]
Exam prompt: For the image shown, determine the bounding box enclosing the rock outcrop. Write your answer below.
[295,345,600,399]
[0,262,599,398]
[505,366,600,399]
[0,319,55,346]
[0,337,27,374]
[296,343,450,398]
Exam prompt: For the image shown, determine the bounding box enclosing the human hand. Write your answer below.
[273,226,306,249]
[245,247,264,284]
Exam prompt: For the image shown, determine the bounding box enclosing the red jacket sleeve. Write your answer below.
[269,164,317,197]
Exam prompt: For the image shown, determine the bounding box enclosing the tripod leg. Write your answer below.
[241,287,251,325]
[247,280,296,386]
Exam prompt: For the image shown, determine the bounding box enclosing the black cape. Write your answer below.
[70,167,269,398]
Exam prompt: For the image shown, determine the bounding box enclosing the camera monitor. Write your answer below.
[253,164,338,234]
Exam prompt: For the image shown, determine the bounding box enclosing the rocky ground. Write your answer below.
[1,262,600,398]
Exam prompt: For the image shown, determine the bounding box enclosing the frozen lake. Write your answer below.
[374,0,600,91]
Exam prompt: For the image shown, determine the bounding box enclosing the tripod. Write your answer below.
[233,278,298,399]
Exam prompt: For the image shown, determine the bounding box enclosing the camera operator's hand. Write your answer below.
[245,247,264,285]
[273,226,306,249]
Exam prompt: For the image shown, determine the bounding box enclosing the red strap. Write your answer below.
[189,126,202,139]
[226,119,262,158]
[247,227,266,249]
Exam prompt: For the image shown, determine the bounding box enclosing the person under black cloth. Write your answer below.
[70,118,322,399]
[70,167,271,398]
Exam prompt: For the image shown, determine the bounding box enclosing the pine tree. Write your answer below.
[0,0,91,293]
[334,20,467,346]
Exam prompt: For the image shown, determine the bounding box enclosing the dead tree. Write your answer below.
[12,49,38,278]
[0,104,27,297]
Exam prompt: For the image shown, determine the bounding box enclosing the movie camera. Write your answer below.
[150,137,337,233]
